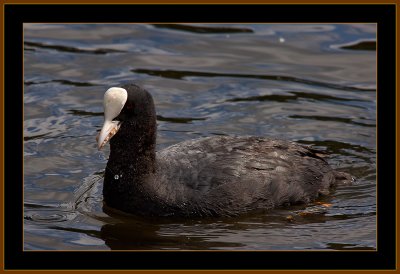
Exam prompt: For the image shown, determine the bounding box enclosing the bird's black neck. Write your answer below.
[103,118,157,213]
[109,120,156,173]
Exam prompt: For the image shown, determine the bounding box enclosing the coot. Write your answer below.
[97,83,352,217]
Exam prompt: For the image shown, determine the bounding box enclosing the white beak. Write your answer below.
[97,87,128,150]
[97,119,122,150]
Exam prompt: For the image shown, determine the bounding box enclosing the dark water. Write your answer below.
[23,23,376,250]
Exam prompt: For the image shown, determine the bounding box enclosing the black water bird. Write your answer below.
[97,84,352,217]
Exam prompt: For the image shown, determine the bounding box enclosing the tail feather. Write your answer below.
[334,171,355,185]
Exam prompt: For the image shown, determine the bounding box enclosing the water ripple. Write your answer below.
[24,79,98,87]
[332,39,376,51]
[290,115,375,128]
[24,41,125,55]
[152,24,254,34]
[132,68,375,92]
[226,91,368,104]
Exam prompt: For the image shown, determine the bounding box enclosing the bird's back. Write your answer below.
[152,136,338,216]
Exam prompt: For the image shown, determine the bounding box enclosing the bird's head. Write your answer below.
[97,84,155,150]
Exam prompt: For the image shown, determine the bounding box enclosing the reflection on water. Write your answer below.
[132,68,374,92]
[24,23,376,250]
[152,24,254,34]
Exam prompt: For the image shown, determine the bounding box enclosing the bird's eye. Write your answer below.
[113,111,125,121]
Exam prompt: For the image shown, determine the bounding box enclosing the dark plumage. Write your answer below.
[99,83,353,217]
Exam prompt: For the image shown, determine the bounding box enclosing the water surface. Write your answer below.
[24,23,376,250]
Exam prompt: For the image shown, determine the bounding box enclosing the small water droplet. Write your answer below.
[114,175,119,180]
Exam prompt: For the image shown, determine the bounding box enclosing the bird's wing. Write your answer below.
[156,136,330,192]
